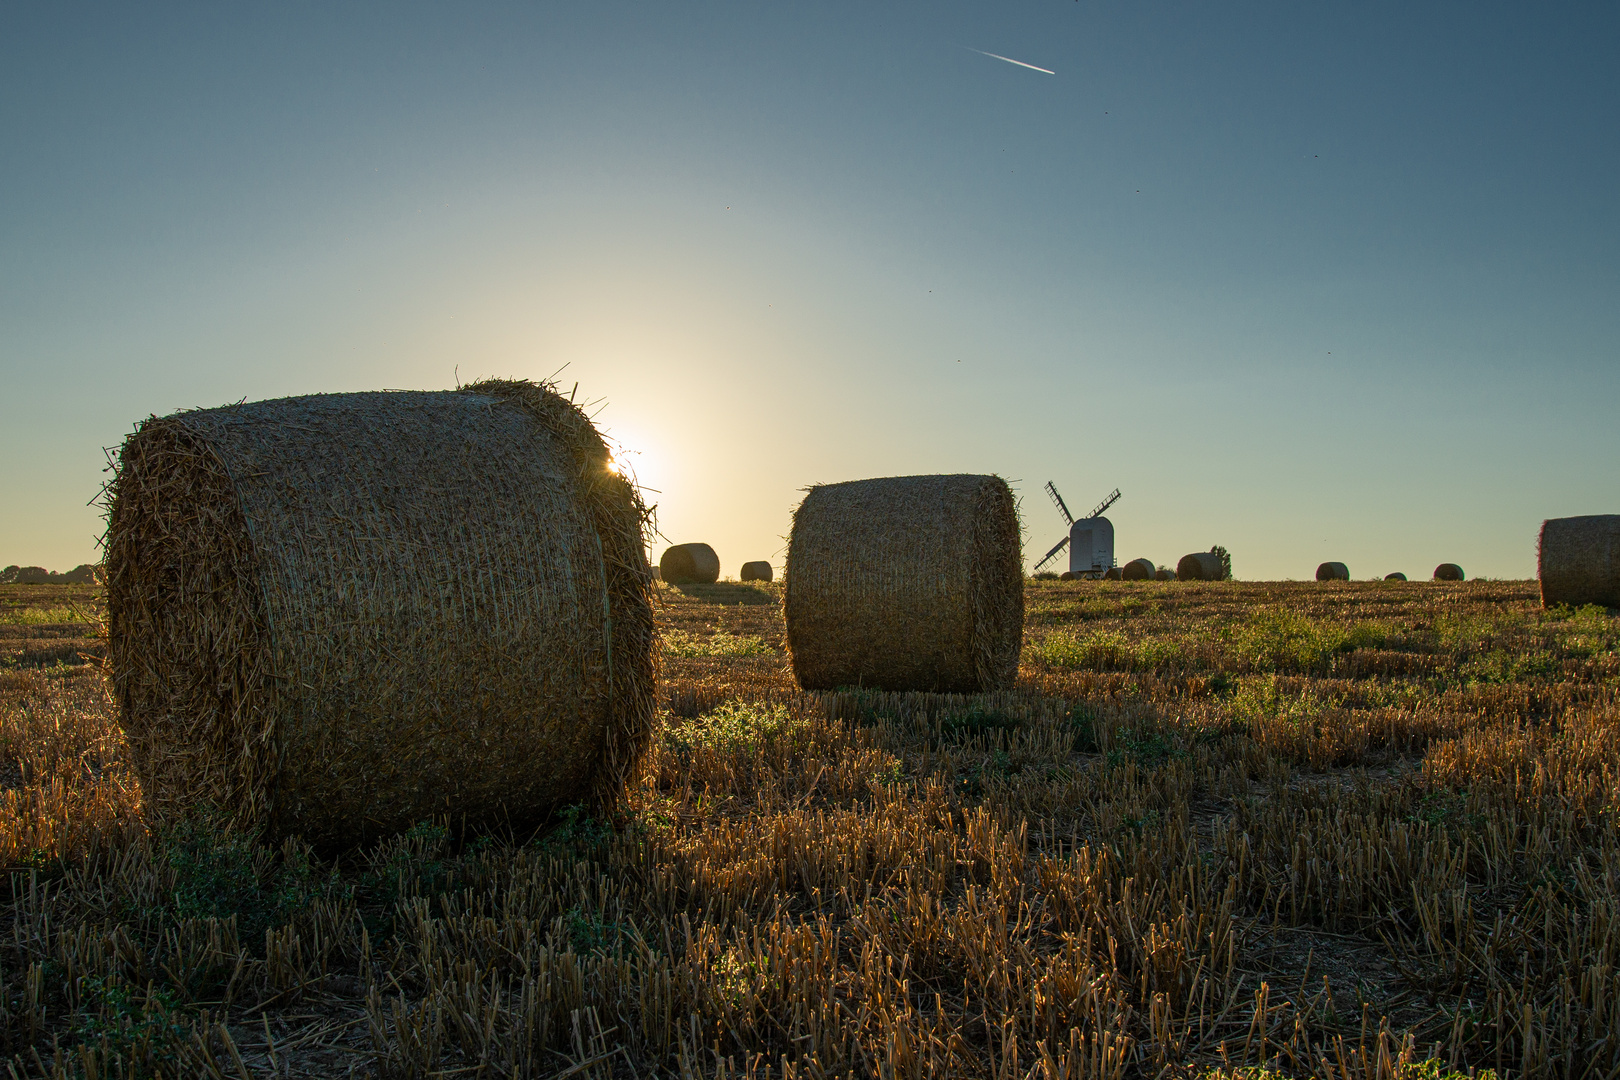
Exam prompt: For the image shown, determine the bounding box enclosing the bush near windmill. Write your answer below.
[784,473,1022,692]
[0,564,98,585]
[102,379,656,848]
[1539,514,1620,608]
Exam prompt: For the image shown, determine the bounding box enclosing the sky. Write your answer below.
[2,1,1616,580]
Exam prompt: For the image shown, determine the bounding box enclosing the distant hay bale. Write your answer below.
[660,543,720,585]
[785,474,1022,692]
[1385,572,1408,581]
[1102,567,1123,581]
[1122,558,1155,581]
[1155,567,1176,581]
[1316,562,1349,582]
[104,380,657,847]
[1058,571,1077,581]
[1539,515,1620,609]
[1433,563,1465,582]
[1176,552,1224,581]
[740,560,773,583]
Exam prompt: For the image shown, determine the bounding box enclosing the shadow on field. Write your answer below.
[672,582,775,606]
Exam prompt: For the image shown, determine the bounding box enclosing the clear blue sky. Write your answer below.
[3,2,1615,579]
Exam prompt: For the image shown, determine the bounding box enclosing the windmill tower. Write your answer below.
[1033,482,1120,578]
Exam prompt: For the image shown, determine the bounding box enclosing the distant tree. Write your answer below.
[1210,545,1233,581]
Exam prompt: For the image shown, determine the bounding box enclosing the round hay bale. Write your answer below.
[1176,552,1224,581]
[1316,561,1349,581]
[660,543,720,585]
[1385,572,1408,581]
[1122,558,1155,581]
[739,560,773,583]
[785,474,1021,692]
[1058,571,1077,581]
[103,379,656,847]
[1433,563,1465,582]
[1539,515,1620,609]
[1102,566,1123,581]
[1154,567,1175,581]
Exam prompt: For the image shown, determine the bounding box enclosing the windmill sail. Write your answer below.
[1045,481,1074,526]
[1034,535,1070,573]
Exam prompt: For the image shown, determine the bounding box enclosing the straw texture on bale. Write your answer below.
[1176,552,1224,581]
[1385,572,1408,581]
[1154,567,1176,581]
[103,379,657,847]
[739,560,773,583]
[785,474,1022,693]
[1539,515,1620,609]
[1122,558,1155,581]
[1316,562,1349,582]
[1433,563,1465,582]
[660,543,720,585]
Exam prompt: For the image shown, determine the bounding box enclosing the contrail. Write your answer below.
[967,48,1055,75]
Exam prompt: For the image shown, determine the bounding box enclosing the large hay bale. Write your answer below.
[660,543,720,585]
[785,474,1021,692]
[1176,552,1224,581]
[740,560,773,583]
[1316,561,1349,581]
[1385,572,1408,581]
[1122,558,1155,581]
[104,380,656,847]
[1539,515,1620,609]
[1433,563,1465,582]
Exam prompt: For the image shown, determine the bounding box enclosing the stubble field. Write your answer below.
[1,577,1616,1079]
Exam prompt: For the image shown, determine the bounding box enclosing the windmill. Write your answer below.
[1033,482,1120,577]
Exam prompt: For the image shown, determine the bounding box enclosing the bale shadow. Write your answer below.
[672,583,776,606]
